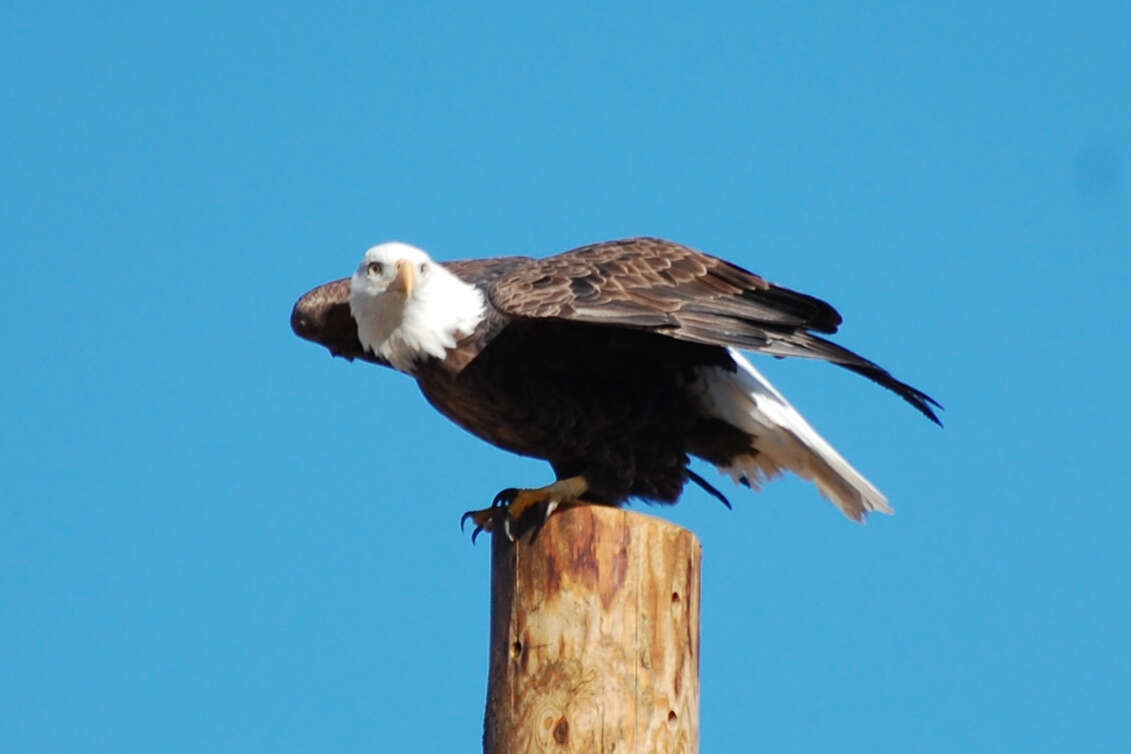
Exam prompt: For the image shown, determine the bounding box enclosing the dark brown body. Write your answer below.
[412,319,750,504]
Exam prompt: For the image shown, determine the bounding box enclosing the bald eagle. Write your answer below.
[291,237,939,537]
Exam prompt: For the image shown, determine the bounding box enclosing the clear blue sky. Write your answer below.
[3,2,1128,752]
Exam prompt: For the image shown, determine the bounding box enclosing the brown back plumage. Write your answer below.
[482,238,940,424]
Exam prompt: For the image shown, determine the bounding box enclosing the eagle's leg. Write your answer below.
[460,476,589,542]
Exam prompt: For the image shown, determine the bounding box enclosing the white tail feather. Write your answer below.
[699,348,891,521]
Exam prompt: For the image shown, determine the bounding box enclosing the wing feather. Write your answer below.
[487,237,941,423]
[488,237,841,332]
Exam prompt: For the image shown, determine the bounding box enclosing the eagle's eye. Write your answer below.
[419,262,429,275]
[367,261,384,276]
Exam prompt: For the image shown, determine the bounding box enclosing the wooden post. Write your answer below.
[483,505,701,753]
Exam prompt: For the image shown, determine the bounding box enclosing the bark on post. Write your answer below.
[484,505,701,754]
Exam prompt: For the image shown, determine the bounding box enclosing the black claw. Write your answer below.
[461,508,495,544]
[686,468,732,509]
[461,487,540,544]
[492,488,519,507]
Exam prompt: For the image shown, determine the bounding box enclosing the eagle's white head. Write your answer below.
[349,242,486,372]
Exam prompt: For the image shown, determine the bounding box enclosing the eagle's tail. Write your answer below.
[700,347,891,521]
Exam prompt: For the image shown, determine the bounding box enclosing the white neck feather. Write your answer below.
[350,262,486,372]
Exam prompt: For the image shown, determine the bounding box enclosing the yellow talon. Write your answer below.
[460,476,589,542]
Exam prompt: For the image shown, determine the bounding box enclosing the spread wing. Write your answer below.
[487,237,941,424]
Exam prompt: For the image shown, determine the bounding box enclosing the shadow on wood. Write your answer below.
[484,505,701,753]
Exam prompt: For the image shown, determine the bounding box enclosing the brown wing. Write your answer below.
[487,237,941,424]
[290,277,382,364]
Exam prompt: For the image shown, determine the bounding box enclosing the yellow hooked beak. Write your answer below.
[389,259,415,297]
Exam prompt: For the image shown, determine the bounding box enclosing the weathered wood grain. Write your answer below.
[484,505,701,753]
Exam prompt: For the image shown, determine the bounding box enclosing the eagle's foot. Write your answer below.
[460,476,588,543]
